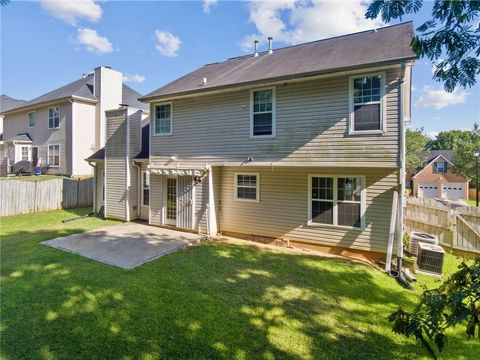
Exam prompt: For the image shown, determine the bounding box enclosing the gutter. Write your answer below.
[2,96,98,116]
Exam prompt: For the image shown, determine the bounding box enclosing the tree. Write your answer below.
[452,123,480,181]
[366,0,480,92]
[1,0,10,7]
[388,259,480,359]
[406,128,429,173]
[427,129,474,150]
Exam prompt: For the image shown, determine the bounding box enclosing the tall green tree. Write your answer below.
[388,259,480,359]
[427,129,474,150]
[366,0,480,92]
[406,128,429,173]
[452,124,480,181]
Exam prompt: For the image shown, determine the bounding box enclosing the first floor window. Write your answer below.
[235,173,259,201]
[21,146,29,161]
[309,176,364,228]
[48,145,60,167]
[350,74,383,133]
[48,106,60,129]
[154,103,172,135]
[251,88,275,137]
[142,171,150,206]
[28,111,36,128]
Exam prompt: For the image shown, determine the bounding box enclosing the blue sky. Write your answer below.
[1,0,478,136]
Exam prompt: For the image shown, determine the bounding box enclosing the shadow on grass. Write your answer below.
[1,226,477,359]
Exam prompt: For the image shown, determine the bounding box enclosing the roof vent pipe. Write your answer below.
[203,77,207,86]
[254,40,259,57]
[268,37,273,54]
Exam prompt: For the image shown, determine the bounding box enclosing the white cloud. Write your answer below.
[415,86,469,110]
[426,131,439,139]
[203,0,218,14]
[154,30,182,57]
[40,0,102,26]
[240,0,382,52]
[123,74,146,84]
[74,28,113,54]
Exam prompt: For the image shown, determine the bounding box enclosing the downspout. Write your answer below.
[132,160,141,218]
[396,62,412,288]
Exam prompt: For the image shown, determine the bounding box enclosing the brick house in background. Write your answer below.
[410,150,469,200]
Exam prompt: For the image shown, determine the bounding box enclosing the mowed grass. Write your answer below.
[0,209,477,359]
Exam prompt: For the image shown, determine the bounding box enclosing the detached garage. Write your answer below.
[412,150,469,201]
[442,183,465,200]
[418,183,439,198]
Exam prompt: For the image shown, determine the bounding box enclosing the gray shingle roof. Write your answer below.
[142,22,415,101]
[2,74,148,113]
[0,95,27,113]
[428,150,454,163]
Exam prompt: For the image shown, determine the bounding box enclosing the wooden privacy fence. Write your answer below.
[0,177,93,217]
[405,197,480,255]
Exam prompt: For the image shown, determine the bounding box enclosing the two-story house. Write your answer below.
[1,66,148,176]
[410,150,469,200]
[87,22,415,260]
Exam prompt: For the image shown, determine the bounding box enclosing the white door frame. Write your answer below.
[164,175,177,226]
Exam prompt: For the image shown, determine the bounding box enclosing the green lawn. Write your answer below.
[0,209,477,360]
[468,199,477,207]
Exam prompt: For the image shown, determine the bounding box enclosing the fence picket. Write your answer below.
[0,177,93,216]
[405,197,480,255]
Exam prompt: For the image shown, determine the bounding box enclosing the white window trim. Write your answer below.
[153,101,173,136]
[307,175,366,230]
[47,144,61,168]
[234,172,260,202]
[250,87,276,139]
[141,170,150,207]
[28,111,36,128]
[48,106,60,129]
[348,72,386,135]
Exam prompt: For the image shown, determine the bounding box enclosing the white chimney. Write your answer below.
[94,66,123,148]
[254,40,259,57]
[268,37,273,54]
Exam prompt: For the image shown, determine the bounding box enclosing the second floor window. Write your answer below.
[154,103,172,135]
[434,162,448,173]
[350,74,384,133]
[48,144,60,167]
[28,112,36,128]
[48,106,60,129]
[251,88,275,137]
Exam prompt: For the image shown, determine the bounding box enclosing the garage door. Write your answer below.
[442,183,464,200]
[418,183,439,198]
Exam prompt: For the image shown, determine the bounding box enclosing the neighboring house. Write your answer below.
[0,66,148,176]
[87,22,415,260]
[411,150,469,200]
[0,95,28,176]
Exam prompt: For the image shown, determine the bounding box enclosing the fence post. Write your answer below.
[451,211,457,249]
[76,178,80,208]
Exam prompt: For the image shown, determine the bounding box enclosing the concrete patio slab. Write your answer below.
[42,223,204,269]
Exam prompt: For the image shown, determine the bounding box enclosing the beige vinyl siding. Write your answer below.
[2,101,72,175]
[95,163,104,212]
[105,111,127,220]
[218,166,397,254]
[195,174,208,233]
[128,110,142,220]
[73,101,96,175]
[149,174,163,226]
[150,67,401,168]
